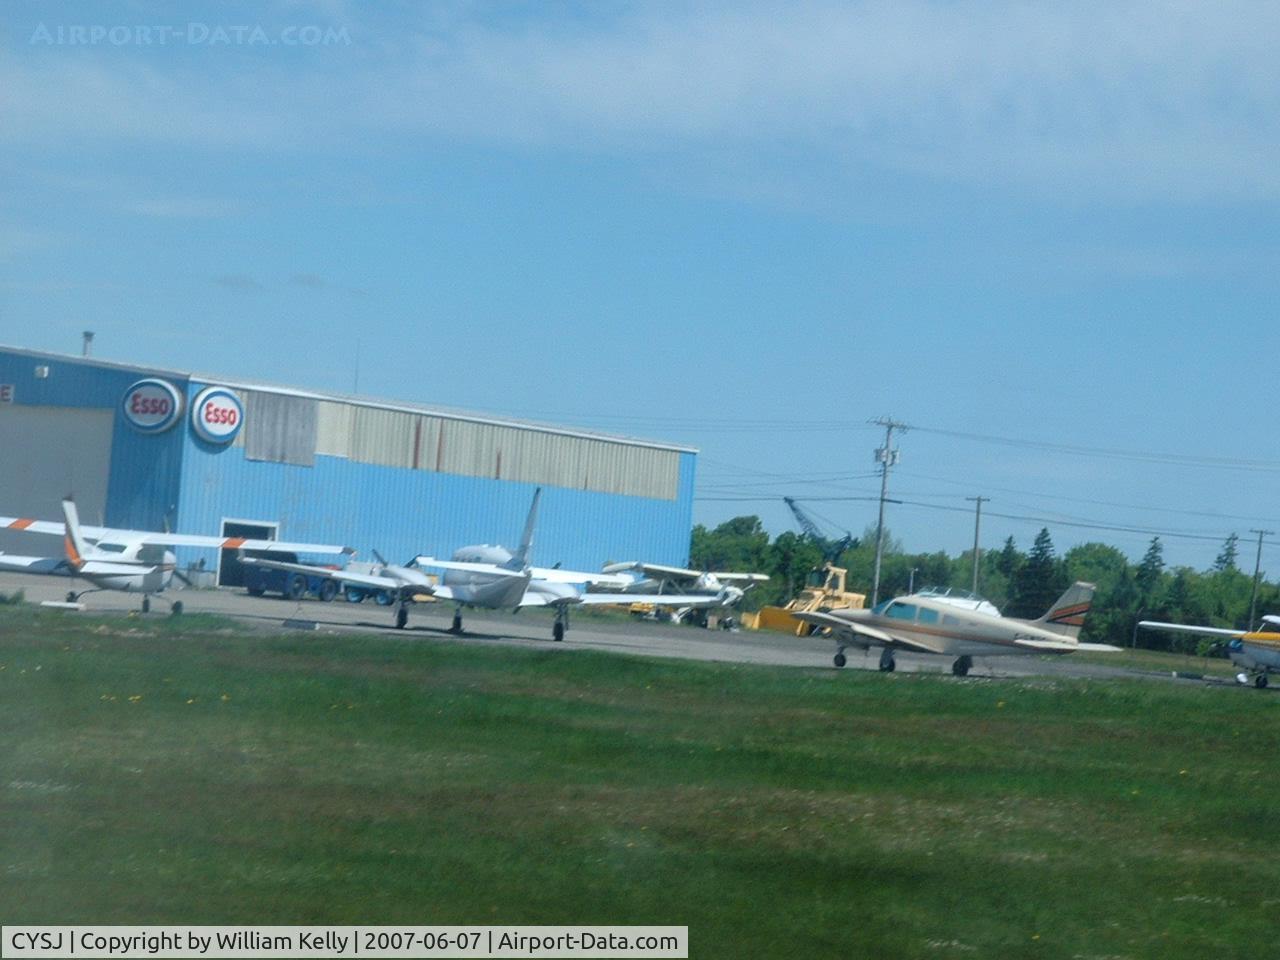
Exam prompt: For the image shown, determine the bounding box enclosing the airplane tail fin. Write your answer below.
[511,488,540,569]
[61,497,91,570]
[1034,581,1096,638]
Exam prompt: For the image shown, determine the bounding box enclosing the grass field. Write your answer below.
[2,606,1277,959]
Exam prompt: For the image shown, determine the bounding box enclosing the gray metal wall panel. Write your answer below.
[243,390,318,467]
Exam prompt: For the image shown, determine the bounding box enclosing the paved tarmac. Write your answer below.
[0,570,1193,684]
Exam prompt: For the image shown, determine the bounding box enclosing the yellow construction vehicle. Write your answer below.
[743,563,865,635]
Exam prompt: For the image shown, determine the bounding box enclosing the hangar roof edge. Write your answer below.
[0,344,699,455]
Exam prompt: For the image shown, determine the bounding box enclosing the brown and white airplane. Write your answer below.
[797,582,1119,675]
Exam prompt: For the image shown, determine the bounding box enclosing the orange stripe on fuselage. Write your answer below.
[221,538,247,549]
[8,518,35,530]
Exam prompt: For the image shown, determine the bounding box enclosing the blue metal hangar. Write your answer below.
[0,345,697,585]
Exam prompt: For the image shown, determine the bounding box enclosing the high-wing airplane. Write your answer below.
[1137,617,1280,688]
[0,499,353,613]
[598,561,770,628]
[797,582,1118,675]
[243,488,706,640]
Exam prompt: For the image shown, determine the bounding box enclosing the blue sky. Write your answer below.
[3,1,1279,570]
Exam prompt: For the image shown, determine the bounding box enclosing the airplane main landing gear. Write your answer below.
[395,606,408,630]
[141,596,151,613]
[834,648,847,668]
[951,655,972,677]
[878,648,896,672]
[1256,673,1269,689]
[450,611,464,634]
[553,605,569,642]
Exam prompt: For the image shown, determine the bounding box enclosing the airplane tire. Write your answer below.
[834,652,847,668]
[286,574,307,601]
[553,621,565,642]
[952,656,972,677]
[171,601,184,616]
[395,607,408,630]
[451,613,463,634]
[66,591,77,603]
[142,596,151,613]
[319,579,338,603]
[1256,674,1269,689]
[879,650,895,672]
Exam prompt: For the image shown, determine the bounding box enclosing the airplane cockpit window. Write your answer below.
[871,599,893,615]
[886,602,917,620]
[917,607,939,624]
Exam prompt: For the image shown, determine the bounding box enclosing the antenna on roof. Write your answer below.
[82,331,95,357]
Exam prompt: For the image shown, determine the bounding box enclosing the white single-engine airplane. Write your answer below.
[0,499,352,613]
[1138,617,1280,688]
[797,583,1118,675]
[242,488,702,640]
[599,561,769,628]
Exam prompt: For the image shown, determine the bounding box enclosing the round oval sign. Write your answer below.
[122,379,184,434]
[190,386,244,444]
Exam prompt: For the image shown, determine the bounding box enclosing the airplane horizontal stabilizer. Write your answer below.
[413,557,529,579]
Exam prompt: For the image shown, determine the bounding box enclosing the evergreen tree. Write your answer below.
[1136,537,1165,598]
[995,536,1021,579]
[1213,533,1240,573]
[1010,528,1062,618]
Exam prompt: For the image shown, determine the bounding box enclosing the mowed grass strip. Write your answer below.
[1,607,1277,959]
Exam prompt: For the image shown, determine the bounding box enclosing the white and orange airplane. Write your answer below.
[0,498,352,613]
[796,582,1118,675]
[1138,617,1280,688]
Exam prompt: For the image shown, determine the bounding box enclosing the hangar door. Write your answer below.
[0,405,113,556]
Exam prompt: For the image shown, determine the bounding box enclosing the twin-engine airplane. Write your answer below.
[797,582,1118,675]
[242,488,708,640]
[598,561,770,628]
[1137,617,1280,688]
[0,499,352,613]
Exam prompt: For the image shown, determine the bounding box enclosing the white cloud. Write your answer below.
[3,2,1279,202]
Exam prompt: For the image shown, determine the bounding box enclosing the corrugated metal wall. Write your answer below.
[176,379,695,571]
[0,349,186,535]
[302,397,679,499]
[0,348,695,577]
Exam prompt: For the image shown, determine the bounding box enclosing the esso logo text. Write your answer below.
[121,379,183,433]
[190,386,244,444]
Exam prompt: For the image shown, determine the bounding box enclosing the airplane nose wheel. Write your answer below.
[450,611,463,634]
[395,606,408,630]
[553,606,568,642]
[878,648,896,672]
[951,655,972,677]
[1256,673,1269,689]
[833,649,847,668]
[141,596,151,613]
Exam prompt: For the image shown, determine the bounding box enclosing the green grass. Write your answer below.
[2,606,1277,959]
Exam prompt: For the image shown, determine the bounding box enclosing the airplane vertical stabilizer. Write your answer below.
[1034,581,1096,639]
[511,488,541,570]
[61,498,92,570]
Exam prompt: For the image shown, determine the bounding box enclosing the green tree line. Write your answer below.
[690,517,1280,652]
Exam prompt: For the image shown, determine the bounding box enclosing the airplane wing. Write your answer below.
[515,592,727,609]
[1137,621,1246,639]
[530,566,632,587]
[413,557,530,579]
[0,553,74,576]
[601,561,769,584]
[792,611,949,654]
[2,514,352,555]
[239,556,404,592]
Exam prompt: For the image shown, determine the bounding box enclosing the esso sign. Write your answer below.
[190,386,244,444]
[122,379,183,433]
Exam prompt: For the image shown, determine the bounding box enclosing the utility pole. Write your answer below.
[870,416,908,607]
[1249,528,1273,631]
[966,496,988,595]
